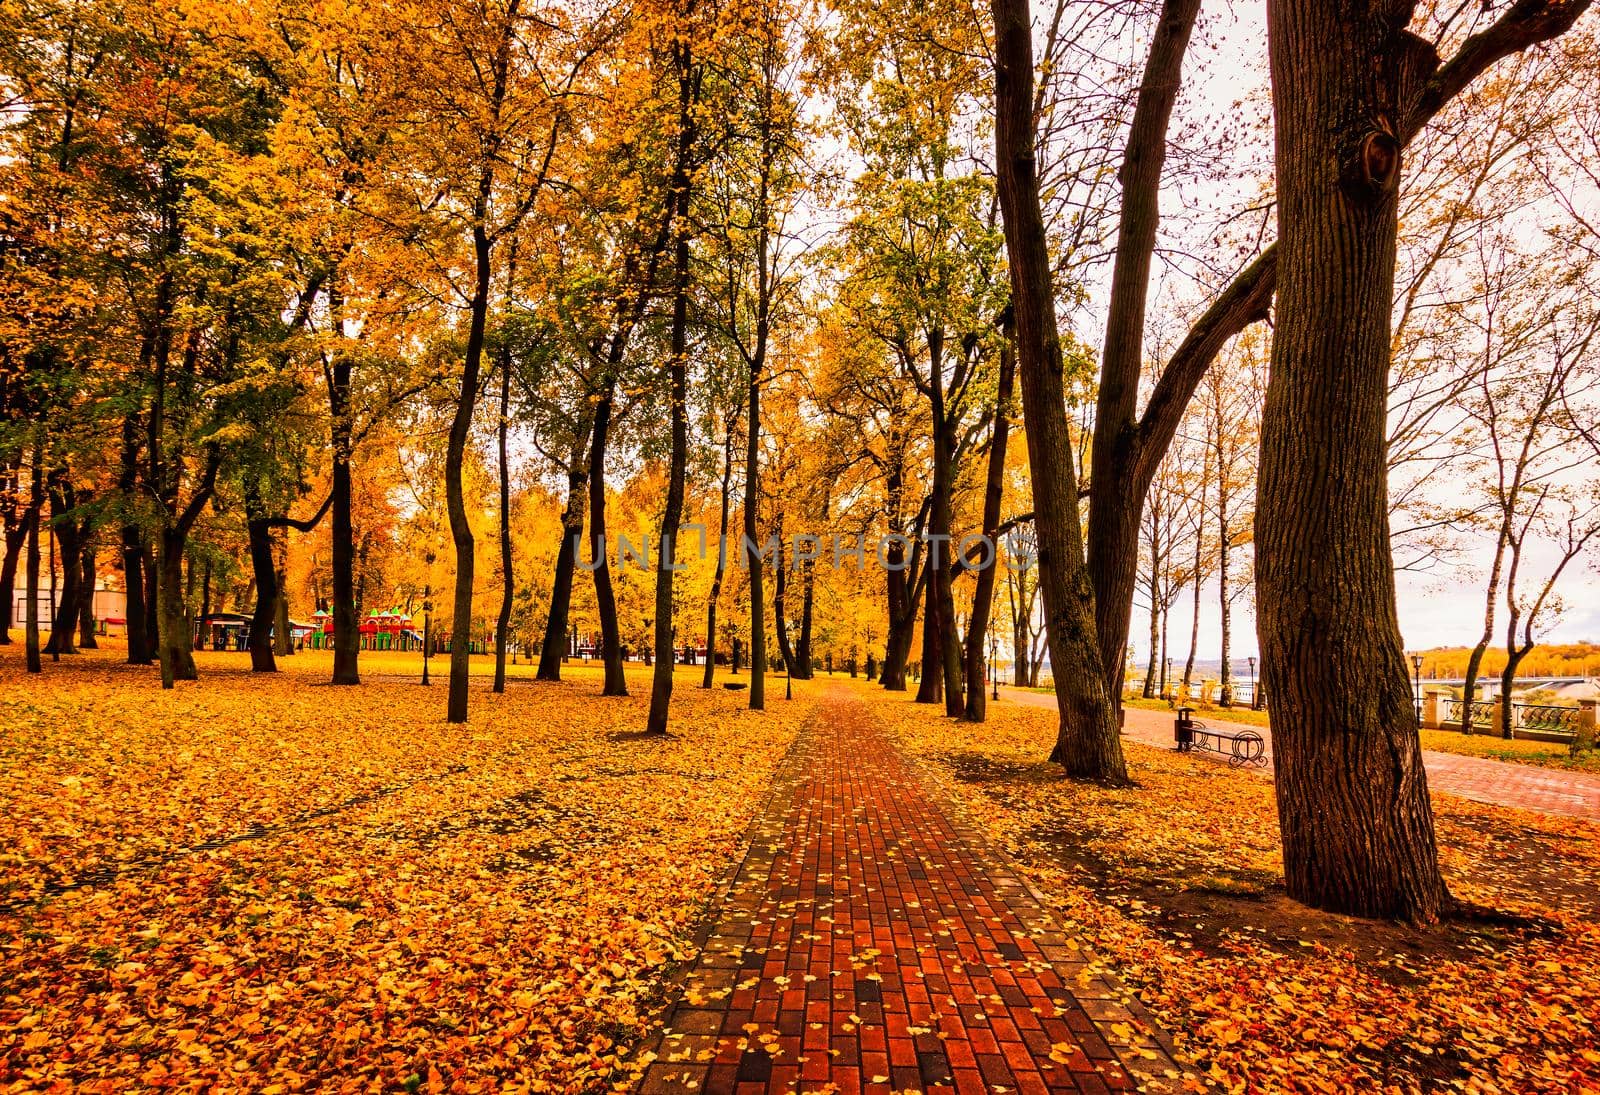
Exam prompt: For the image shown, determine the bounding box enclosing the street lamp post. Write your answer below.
[421,590,432,687]
[1247,655,1257,710]
[1411,652,1424,722]
[989,623,999,701]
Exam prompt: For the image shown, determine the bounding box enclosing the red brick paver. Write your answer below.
[1003,686,1600,821]
[636,684,1187,1094]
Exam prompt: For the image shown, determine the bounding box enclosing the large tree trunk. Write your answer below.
[964,327,1015,722]
[494,353,514,694]
[446,220,493,723]
[703,421,736,688]
[156,527,196,687]
[246,514,279,673]
[1256,0,1448,921]
[537,431,590,681]
[992,0,1127,781]
[587,377,628,696]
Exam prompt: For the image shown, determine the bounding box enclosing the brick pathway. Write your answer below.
[636,684,1187,1095]
[1002,687,1600,822]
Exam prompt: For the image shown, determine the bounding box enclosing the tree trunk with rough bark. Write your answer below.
[1257,0,1449,920]
[992,0,1127,781]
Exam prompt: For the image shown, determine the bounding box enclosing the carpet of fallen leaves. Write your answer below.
[870,685,1600,1095]
[0,644,809,1093]
[1418,729,1600,776]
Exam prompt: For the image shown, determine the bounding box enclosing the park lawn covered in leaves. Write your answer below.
[873,684,1600,1095]
[0,645,807,1093]
[1419,728,1600,776]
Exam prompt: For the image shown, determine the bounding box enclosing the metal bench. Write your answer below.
[1174,708,1268,768]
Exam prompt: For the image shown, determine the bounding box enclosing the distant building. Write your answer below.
[10,578,127,633]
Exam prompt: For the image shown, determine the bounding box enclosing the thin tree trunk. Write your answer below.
[703,418,736,688]
[328,276,360,686]
[965,328,1015,721]
[774,514,797,675]
[588,376,628,696]
[915,575,943,703]
[648,48,696,735]
[743,365,766,708]
[196,559,211,650]
[1181,467,1205,695]
[992,0,1126,781]
[0,518,22,645]
[25,435,43,672]
[78,545,97,648]
[44,480,80,656]
[274,534,293,657]
[494,351,513,694]
[142,543,158,655]
[796,549,815,679]
[446,212,493,723]
[1086,0,1203,702]
[1461,529,1508,733]
[246,513,278,673]
[1217,472,1231,697]
[537,430,590,681]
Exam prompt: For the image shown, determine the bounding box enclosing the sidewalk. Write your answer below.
[636,683,1189,1094]
[1002,687,1600,822]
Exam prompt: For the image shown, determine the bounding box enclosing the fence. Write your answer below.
[1126,678,1264,710]
[1433,695,1591,740]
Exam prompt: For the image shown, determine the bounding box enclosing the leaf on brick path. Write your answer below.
[0,650,812,1091]
[869,684,1600,1094]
